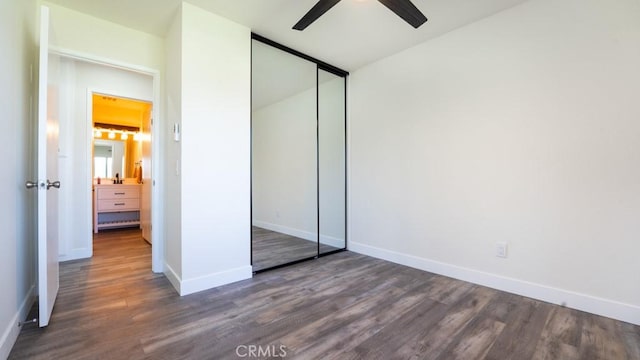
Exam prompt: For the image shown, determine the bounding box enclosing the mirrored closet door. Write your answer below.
[318,69,346,254]
[251,35,347,272]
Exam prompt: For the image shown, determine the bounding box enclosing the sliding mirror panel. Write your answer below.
[251,39,318,271]
[318,69,346,254]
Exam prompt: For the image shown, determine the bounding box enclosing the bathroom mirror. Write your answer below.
[92,129,142,179]
[93,139,125,179]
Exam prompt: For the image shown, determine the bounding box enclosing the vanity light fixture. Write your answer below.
[93,125,142,141]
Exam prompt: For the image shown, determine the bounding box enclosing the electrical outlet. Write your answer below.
[496,242,508,258]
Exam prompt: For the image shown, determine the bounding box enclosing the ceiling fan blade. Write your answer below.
[377,0,427,28]
[293,0,342,31]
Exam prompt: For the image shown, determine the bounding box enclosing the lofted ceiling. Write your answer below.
[44,0,529,71]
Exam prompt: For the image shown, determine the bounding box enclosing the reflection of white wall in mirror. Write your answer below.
[318,75,346,247]
[94,144,112,178]
[252,86,318,240]
[252,75,347,248]
[93,139,124,179]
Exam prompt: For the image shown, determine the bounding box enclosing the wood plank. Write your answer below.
[531,306,582,360]
[484,297,552,359]
[394,285,497,359]
[620,321,640,360]
[445,318,506,360]
[580,315,632,360]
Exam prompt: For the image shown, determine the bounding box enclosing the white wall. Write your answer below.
[0,0,37,357]
[165,3,252,295]
[252,88,318,240]
[350,0,640,325]
[57,59,153,262]
[43,1,164,71]
[163,5,183,287]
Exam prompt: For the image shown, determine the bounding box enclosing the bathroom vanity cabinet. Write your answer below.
[94,184,141,233]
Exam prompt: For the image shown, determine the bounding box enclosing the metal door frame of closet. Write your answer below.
[250,33,349,273]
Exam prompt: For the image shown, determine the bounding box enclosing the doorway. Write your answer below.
[91,94,152,242]
[54,54,162,272]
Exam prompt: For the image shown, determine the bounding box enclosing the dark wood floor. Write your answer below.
[252,226,339,271]
[9,228,640,359]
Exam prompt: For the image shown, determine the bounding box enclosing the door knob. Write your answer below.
[46,180,61,190]
[25,181,39,189]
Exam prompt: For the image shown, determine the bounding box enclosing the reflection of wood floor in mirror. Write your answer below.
[252,226,340,271]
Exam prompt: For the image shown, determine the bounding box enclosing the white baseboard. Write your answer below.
[0,285,35,359]
[59,248,92,262]
[253,221,346,248]
[349,241,640,326]
[180,266,253,296]
[253,221,315,241]
[319,234,346,249]
[164,262,182,295]
[164,263,253,297]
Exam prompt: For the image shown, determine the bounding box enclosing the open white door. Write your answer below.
[34,5,60,328]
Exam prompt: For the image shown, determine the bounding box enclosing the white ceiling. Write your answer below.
[45,0,529,71]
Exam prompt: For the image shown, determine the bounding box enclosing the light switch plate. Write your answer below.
[496,242,508,258]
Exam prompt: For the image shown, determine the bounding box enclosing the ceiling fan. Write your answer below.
[293,0,428,31]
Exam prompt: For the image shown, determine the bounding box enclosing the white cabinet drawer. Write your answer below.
[97,198,140,211]
[94,184,141,233]
[97,187,139,200]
